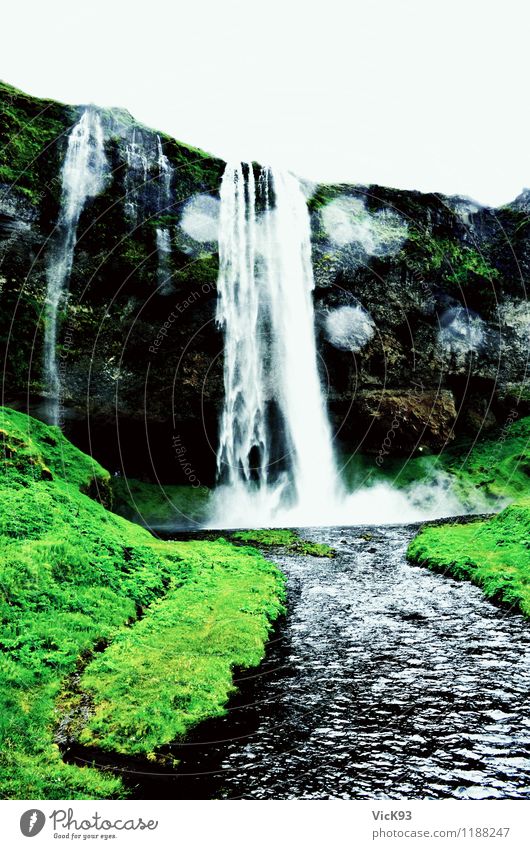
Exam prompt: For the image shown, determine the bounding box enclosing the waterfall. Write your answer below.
[155,227,172,294]
[212,162,342,527]
[43,109,108,425]
[155,135,173,293]
[157,135,172,209]
[124,128,149,224]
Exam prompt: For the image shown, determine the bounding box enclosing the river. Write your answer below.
[77,524,530,800]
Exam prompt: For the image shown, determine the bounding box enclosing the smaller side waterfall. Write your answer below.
[155,135,173,293]
[155,227,172,294]
[43,108,108,425]
[157,135,172,209]
[124,128,149,224]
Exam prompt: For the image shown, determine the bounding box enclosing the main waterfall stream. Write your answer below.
[212,163,343,528]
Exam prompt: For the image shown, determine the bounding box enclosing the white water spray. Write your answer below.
[155,227,172,293]
[43,109,108,425]
[212,163,342,526]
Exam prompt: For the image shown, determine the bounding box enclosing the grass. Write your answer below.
[231,528,335,558]
[75,539,284,755]
[407,501,530,617]
[0,407,285,799]
[407,415,530,617]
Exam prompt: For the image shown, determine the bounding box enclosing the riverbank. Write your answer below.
[0,407,285,799]
[408,502,530,616]
[407,415,530,616]
[117,525,530,800]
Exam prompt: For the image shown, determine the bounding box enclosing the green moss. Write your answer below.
[0,80,72,206]
[406,414,530,616]
[0,406,110,496]
[403,229,499,302]
[159,130,223,193]
[77,539,285,755]
[232,528,335,558]
[111,476,211,526]
[307,184,346,212]
[0,407,284,799]
[407,500,530,617]
[173,251,219,289]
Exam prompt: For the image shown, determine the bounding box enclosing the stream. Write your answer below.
[82,524,530,799]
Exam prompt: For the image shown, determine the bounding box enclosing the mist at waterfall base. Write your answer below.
[207,163,470,530]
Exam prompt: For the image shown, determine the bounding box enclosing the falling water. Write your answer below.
[43,109,108,425]
[212,163,342,527]
[157,135,172,209]
[124,128,149,224]
[210,163,471,528]
[155,135,173,293]
[155,227,172,294]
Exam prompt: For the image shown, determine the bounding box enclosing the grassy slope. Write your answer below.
[0,407,284,799]
[407,416,530,615]
[76,540,283,755]
[408,501,530,616]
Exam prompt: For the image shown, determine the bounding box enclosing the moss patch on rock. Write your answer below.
[231,528,335,558]
[0,80,72,207]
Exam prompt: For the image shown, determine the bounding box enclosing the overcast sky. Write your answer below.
[2,0,529,206]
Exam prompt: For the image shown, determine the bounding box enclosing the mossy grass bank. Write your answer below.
[0,407,284,799]
[407,416,530,617]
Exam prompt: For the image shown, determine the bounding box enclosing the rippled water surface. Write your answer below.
[128,525,530,799]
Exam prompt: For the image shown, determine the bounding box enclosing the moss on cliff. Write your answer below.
[402,229,499,307]
[307,183,348,212]
[0,80,72,207]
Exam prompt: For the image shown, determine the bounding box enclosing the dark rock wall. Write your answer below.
[1,81,529,483]
[310,184,530,454]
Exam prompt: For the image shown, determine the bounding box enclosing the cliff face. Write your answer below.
[0,82,224,481]
[1,81,529,484]
[309,185,530,454]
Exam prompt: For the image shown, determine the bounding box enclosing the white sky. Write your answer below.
[2,0,529,206]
